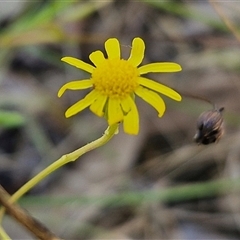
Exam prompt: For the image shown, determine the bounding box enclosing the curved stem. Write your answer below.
[180,91,215,108]
[0,225,11,240]
[0,124,118,223]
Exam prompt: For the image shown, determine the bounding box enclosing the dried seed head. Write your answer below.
[194,107,224,145]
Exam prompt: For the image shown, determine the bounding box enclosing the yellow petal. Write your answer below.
[65,90,99,118]
[138,77,182,101]
[120,97,131,113]
[107,98,124,125]
[138,62,182,74]
[90,94,108,117]
[135,86,165,117]
[123,96,139,135]
[61,57,95,73]
[128,37,145,67]
[58,79,93,97]
[105,38,120,59]
[89,50,105,67]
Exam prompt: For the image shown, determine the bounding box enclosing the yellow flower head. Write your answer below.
[58,37,182,135]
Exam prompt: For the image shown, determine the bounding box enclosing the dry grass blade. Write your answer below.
[0,185,60,240]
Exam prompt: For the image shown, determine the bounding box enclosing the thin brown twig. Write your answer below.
[0,185,61,240]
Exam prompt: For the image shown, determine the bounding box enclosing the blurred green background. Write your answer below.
[1,0,240,239]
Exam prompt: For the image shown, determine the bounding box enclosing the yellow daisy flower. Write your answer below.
[58,37,182,135]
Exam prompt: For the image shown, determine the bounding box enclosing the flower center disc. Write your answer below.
[91,59,139,99]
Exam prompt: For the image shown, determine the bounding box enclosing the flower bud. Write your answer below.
[194,107,224,145]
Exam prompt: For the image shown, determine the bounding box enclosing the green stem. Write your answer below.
[0,225,11,240]
[0,124,118,225]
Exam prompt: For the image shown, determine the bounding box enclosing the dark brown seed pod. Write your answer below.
[194,107,224,145]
